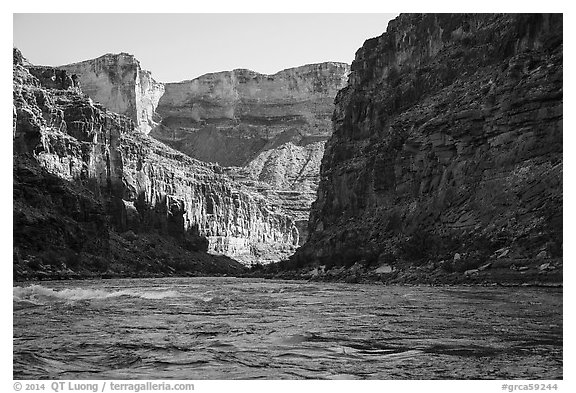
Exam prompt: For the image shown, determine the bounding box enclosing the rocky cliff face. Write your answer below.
[153,63,349,164]
[119,130,299,264]
[291,14,562,282]
[13,49,298,278]
[59,53,164,134]
[151,63,350,242]
[54,58,349,247]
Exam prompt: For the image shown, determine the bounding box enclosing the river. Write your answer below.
[13,277,562,379]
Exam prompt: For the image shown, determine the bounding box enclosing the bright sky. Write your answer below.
[13,13,398,83]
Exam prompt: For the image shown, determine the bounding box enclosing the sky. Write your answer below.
[13,13,398,83]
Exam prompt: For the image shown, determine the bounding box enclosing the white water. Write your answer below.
[14,284,180,304]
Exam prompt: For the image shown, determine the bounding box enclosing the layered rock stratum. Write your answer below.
[166,64,350,242]
[285,13,563,284]
[58,57,350,244]
[152,64,349,166]
[13,49,299,279]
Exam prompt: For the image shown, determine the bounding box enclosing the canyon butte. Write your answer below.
[13,13,562,285]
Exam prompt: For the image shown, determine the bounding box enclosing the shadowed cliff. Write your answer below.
[272,14,563,284]
[13,48,299,279]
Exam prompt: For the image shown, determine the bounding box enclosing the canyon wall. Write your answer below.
[13,49,298,278]
[152,63,350,241]
[153,63,349,165]
[119,130,299,264]
[59,53,164,134]
[57,56,350,245]
[291,14,562,281]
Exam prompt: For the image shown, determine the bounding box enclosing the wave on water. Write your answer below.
[13,284,180,306]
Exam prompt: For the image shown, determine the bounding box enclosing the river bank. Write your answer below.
[15,257,562,288]
[245,257,563,287]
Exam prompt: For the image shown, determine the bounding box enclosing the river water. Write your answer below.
[13,277,562,379]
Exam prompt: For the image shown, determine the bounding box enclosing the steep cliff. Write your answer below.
[59,53,164,134]
[13,49,298,279]
[153,63,349,164]
[290,14,562,283]
[151,63,350,241]
[119,130,299,264]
